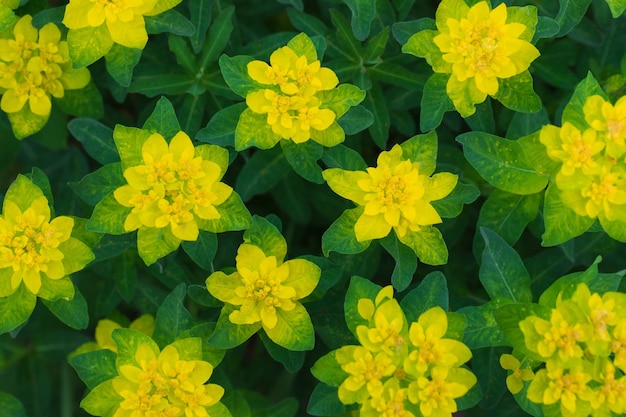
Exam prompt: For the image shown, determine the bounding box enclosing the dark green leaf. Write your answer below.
[200,6,234,69]
[380,232,417,292]
[42,286,89,330]
[0,392,27,417]
[105,44,142,87]
[68,349,118,390]
[235,147,290,201]
[188,0,213,53]
[145,9,195,36]
[152,283,194,347]
[342,0,376,41]
[182,230,218,271]
[337,105,374,135]
[280,140,324,184]
[142,97,182,139]
[322,208,371,256]
[168,35,197,74]
[400,271,448,323]
[420,73,454,131]
[307,384,349,416]
[362,80,389,148]
[70,163,124,206]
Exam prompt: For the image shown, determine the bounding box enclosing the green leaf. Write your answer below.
[234,108,281,150]
[112,328,160,367]
[400,130,438,174]
[432,182,480,219]
[0,6,17,32]
[457,132,548,195]
[479,227,533,303]
[420,73,454,131]
[41,286,89,330]
[368,62,428,90]
[337,105,374,135]
[307,383,349,416]
[196,102,245,146]
[556,0,592,36]
[87,192,130,235]
[363,27,389,63]
[113,125,151,170]
[105,44,142,87]
[208,304,261,349]
[400,271,449,323]
[243,215,287,261]
[321,144,367,170]
[259,331,305,371]
[152,283,194,348]
[287,8,330,38]
[506,107,549,140]
[188,0,213,53]
[67,24,113,68]
[473,190,540,258]
[68,349,118,390]
[56,81,104,118]
[392,18,435,45]
[6,104,49,139]
[604,0,626,17]
[534,16,560,41]
[197,191,252,233]
[80,380,121,417]
[142,97,182,139]
[344,276,381,336]
[0,284,37,334]
[493,302,551,357]
[397,227,448,265]
[466,99,495,134]
[0,392,27,417]
[322,207,371,256]
[235,147,290,201]
[311,351,348,387]
[136,226,181,266]
[494,71,541,114]
[317,84,366,119]
[542,183,594,246]
[182,230,218,271]
[70,163,124,206]
[111,250,137,302]
[219,54,259,98]
[199,6,234,69]
[129,73,195,97]
[280,140,324,184]
[561,72,606,131]
[362,80,389,148]
[380,232,417,292]
[37,276,75,301]
[67,118,117,165]
[329,9,362,61]
[145,9,195,36]
[458,298,512,349]
[168,35,197,75]
[342,0,376,41]
[287,32,319,63]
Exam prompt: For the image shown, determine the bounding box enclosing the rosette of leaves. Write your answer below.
[309,275,480,417]
[71,97,251,266]
[206,215,320,353]
[458,72,626,247]
[321,131,479,291]
[0,171,95,334]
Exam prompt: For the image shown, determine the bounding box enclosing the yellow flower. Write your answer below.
[361,379,415,417]
[584,95,626,158]
[323,144,457,242]
[611,322,626,372]
[113,131,232,241]
[540,123,604,179]
[62,0,180,50]
[407,366,476,417]
[111,340,223,417]
[0,15,90,117]
[499,354,534,394]
[527,361,594,417]
[244,44,339,144]
[404,0,539,116]
[404,307,472,377]
[206,243,320,330]
[95,315,155,352]
[0,176,93,297]
[335,345,396,404]
[0,0,19,9]
[590,361,626,415]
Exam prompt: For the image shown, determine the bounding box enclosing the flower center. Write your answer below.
[582,174,620,204]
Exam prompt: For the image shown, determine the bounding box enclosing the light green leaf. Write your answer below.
[243,215,287,261]
[494,71,541,114]
[317,84,366,119]
[136,226,181,266]
[41,286,89,329]
[37,276,75,301]
[397,227,448,265]
[310,122,345,147]
[0,283,37,335]
[400,271,448,323]
[142,97,181,139]
[542,183,594,246]
[479,228,533,303]
[112,328,160,367]
[67,24,113,68]
[86,192,131,235]
[342,0,376,41]
[4,174,44,212]
[113,124,151,170]
[400,131,438,174]
[493,302,552,357]
[197,191,251,233]
[105,44,142,87]
[420,73,454,131]
[561,72,606,131]
[458,132,548,195]
[322,207,371,256]
[80,380,121,417]
[287,32,318,63]
[343,276,381,337]
[208,304,262,349]
[7,104,49,139]
[234,108,281,150]
[604,0,626,17]
[68,349,118,390]
[311,351,349,387]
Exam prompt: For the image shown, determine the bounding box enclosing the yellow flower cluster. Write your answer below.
[519,283,626,417]
[0,177,75,297]
[70,315,155,357]
[0,15,89,117]
[335,287,476,417]
[324,144,457,242]
[111,340,223,417]
[541,95,626,222]
[114,131,232,241]
[246,46,339,143]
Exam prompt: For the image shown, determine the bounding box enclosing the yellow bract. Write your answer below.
[541,94,626,223]
[113,131,232,241]
[111,342,223,417]
[433,1,539,98]
[0,15,89,117]
[0,196,73,295]
[499,354,533,395]
[62,0,180,50]
[323,144,457,242]
[246,45,339,143]
[206,243,320,330]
